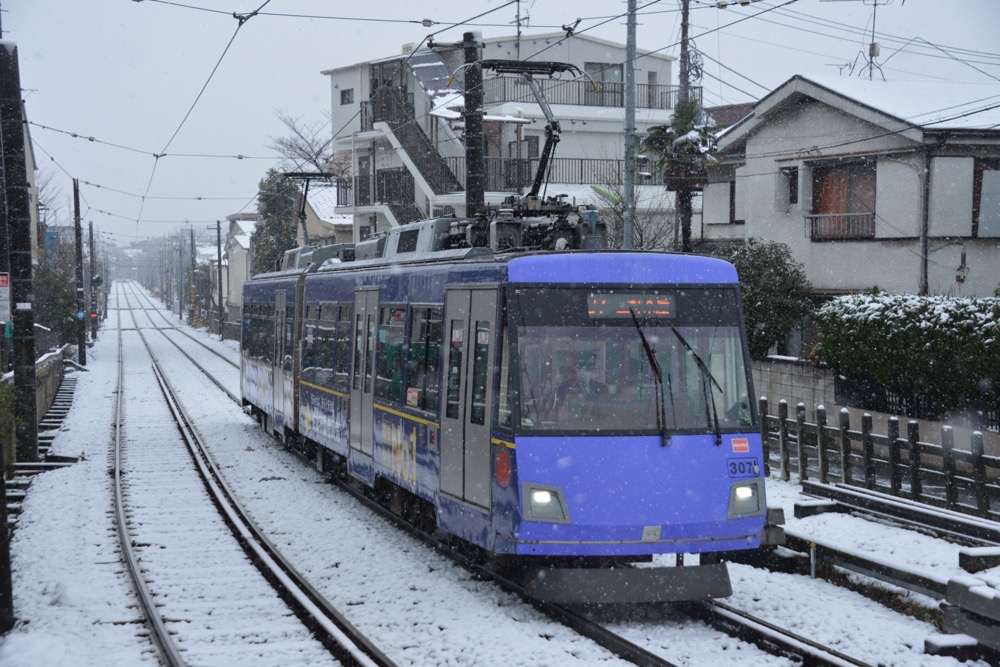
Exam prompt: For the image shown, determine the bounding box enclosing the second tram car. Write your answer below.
[241,216,779,603]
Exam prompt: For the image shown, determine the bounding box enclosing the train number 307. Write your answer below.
[726,458,759,478]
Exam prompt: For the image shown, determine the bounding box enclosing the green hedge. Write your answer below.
[815,294,1000,417]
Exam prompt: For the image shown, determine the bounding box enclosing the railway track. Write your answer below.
[114,284,392,666]
[121,281,881,665]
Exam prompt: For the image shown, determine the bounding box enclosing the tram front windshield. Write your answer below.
[512,286,753,434]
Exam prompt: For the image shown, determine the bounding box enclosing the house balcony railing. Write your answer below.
[482,78,700,110]
[807,212,876,241]
[444,156,663,190]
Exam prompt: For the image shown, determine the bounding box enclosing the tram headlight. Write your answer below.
[728,479,764,519]
[523,483,571,523]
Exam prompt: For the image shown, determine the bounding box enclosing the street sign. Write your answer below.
[76,309,86,321]
[0,273,9,322]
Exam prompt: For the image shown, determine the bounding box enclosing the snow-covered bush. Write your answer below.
[815,294,1000,417]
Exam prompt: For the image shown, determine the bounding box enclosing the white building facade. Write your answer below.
[704,75,1000,297]
[322,33,687,240]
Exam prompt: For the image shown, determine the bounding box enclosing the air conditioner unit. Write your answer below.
[402,43,415,54]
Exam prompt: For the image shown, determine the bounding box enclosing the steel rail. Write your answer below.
[682,600,873,667]
[127,289,394,667]
[125,280,239,369]
[112,285,187,667]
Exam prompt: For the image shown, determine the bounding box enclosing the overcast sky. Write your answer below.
[7,0,1000,247]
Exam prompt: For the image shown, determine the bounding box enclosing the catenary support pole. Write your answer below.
[189,226,196,324]
[0,41,38,463]
[89,220,97,340]
[217,220,224,340]
[0,38,14,639]
[622,0,637,249]
[74,180,86,365]
[463,31,485,218]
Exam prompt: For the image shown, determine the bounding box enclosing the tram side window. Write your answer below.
[364,313,376,394]
[445,319,464,420]
[469,321,491,425]
[497,318,512,429]
[283,302,295,372]
[333,305,352,390]
[245,305,263,360]
[375,306,406,402]
[352,313,364,391]
[405,307,442,412]
[250,306,263,359]
[240,304,252,355]
[301,306,317,381]
[303,303,336,386]
[261,305,275,365]
[317,304,338,386]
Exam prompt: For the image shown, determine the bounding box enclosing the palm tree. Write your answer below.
[642,99,715,252]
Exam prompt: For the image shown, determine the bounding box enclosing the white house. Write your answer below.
[704,75,1000,297]
[224,213,257,323]
[322,32,688,240]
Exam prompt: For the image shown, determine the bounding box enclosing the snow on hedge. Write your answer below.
[815,294,1000,416]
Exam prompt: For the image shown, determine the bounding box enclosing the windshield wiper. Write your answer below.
[670,327,723,445]
[629,308,671,447]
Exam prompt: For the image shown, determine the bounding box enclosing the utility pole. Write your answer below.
[676,0,694,252]
[177,241,184,321]
[189,227,195,325]
[622,0,637,249]
[463,31,485,218]
[216,220,224,340]
[0,42,38,465]
[679,0,690,106]
[0,34,15,637]
[88,220,97,340]
[74,181,86,365]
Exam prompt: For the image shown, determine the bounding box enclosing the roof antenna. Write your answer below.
[821,0,895,80]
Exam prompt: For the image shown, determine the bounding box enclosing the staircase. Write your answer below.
[370,85,463,195]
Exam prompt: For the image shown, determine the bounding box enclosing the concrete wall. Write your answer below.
[35,347,68,421]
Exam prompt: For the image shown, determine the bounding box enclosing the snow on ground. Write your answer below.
[0,286,990,665]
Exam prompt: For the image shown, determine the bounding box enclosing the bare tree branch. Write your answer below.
[268,111,349,176]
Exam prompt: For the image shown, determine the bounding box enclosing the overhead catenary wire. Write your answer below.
[27,0,999,238]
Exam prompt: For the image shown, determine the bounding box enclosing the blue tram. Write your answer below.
[241,215,777,603]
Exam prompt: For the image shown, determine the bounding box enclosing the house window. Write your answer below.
[809,160,876,241]
[973,158,1000,238]
[340,88,354,105]
[782,166,799,205]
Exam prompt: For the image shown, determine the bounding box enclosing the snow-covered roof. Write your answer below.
[803,75,1000,130]
[234,219,256,235]
[305,185,352,228]
[231,234,251,251]
[718,74,1000,150]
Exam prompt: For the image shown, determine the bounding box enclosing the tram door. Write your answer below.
[440,287,497,509]
[272,290,286,435]
[349,289,379,459]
